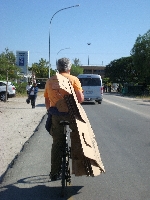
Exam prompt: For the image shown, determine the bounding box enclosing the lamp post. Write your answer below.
[49,5,79,78]
[56,48,70,66]
[57,47,70,55]
[87,43,91,65]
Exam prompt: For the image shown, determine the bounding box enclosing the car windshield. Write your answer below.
[0,82,6,86]
[79,78,101,86]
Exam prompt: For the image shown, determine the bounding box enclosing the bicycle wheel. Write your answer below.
[60,121,71,197]
[65,145,71,185]
[61,151,66,197]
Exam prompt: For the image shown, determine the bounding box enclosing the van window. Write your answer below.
[79,78,101,86]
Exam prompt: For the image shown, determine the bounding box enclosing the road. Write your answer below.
[0,93,150,200]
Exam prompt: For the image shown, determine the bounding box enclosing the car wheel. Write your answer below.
[98,101,102,104]
[0,92,6,101]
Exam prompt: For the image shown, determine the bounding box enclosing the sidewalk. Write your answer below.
[0,93,46,181]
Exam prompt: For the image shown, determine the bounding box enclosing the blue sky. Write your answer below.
[1,0,150,69]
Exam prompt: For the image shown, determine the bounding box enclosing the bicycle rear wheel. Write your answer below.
[61,150,66,197]
[60,121,71,197]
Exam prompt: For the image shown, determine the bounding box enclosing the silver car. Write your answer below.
[0,81,16,101]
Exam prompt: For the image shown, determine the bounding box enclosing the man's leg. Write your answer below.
[32,96,35,108]
[30,96,33,107]
[30,96,35,108]
[50,115,66,178]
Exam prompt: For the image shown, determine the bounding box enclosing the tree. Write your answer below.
[0,48,20,80]
[28,58,56,78]
[70,58,83,76]
[102,77,110,85]
[70,64,83,76]
[105,56,135,84]
[73,58,81,66]
[131,30,150,84]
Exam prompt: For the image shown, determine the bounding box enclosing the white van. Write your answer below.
[77,74,103,104]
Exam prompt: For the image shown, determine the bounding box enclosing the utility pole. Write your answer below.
[87,43,91,65]
[5,70,8,102]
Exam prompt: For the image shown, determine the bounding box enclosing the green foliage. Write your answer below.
[105,56,134,84]
[131,30,150,84]
[28,58,56,78]
[0,48,20,80]
[28,58,49,78]
[102,77,110,84]
[50,69,57,76]
[105,29,150,87]
[70,64,83,76]
[14,82,27,95]
[73,58,81,66]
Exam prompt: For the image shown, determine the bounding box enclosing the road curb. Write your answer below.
[0,114,46,183]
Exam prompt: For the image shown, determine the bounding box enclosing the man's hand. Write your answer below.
[75,90,84,103]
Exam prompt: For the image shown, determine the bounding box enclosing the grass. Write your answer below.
[16,90,44,98]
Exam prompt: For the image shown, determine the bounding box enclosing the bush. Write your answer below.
[13,82,27,95]
[127,85,150,96]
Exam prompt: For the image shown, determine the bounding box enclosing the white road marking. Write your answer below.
[103,99,150,119]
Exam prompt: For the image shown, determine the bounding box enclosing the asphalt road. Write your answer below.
[0,93,150,200]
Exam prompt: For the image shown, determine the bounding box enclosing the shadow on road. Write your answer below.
[137,103,150,106]
[103,92,121,96]
[81,102,96,105]
[0,175,83,200]
[36,103,46,107]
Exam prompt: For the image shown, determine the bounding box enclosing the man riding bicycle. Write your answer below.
[44,58,85,180]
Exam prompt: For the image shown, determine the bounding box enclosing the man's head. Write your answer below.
[57,58,72,73]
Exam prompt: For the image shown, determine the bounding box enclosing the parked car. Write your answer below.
[0,81,16,101]
[77,74,103,104]
[37,82,46,89]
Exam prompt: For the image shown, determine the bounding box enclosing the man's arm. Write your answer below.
[35,87,38,94]
[45,97,50,110]
[75,90,84,103]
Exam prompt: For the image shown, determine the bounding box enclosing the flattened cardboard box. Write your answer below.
[53,73,105,176]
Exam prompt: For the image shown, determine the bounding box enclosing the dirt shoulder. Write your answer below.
[0,93,46,180]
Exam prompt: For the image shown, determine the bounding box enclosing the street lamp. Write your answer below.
[49,5,79,78]
[57,47,70,55]
[56,48,70,66]
[87,43,91,65]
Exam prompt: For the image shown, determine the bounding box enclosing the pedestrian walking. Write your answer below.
[29,83,38,108]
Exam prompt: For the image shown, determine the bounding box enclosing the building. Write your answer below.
[80,65,105,78]
[16,51,29,75]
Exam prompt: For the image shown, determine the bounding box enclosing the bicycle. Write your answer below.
[60,120,72,197]
[49,120,71,197]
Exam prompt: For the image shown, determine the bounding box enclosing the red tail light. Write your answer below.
[12,86,15,90]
